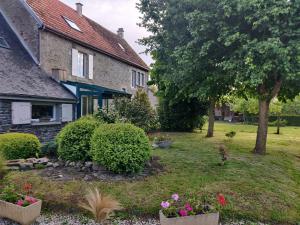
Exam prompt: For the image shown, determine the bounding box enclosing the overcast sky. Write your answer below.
[60,0,153,66]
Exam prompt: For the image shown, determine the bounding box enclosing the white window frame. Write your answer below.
[131,70,137,88]
[63,17,81,31]
[31,103,57,123]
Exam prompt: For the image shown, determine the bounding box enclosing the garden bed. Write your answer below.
[35,156,164,182]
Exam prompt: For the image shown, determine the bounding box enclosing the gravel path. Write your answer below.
[0,214,269,225]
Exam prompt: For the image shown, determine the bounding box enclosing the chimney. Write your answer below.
[117,28,124,38]
[76,2,83,16]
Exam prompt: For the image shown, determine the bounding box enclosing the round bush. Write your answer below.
[90,123,151,174]
[56,116,100,161]
[0,133,41,160]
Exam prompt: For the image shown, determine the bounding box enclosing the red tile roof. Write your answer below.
[26,0,149,71]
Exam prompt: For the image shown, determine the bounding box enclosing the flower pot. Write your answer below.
[0,199,42,225]
[155,141,172,149]
[159,210,219,225]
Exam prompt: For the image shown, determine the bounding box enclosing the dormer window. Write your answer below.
[63,17,81,31]
[0,37,10,49]
[118,43,125,52]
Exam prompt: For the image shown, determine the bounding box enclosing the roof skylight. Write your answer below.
[118,43,125,52]
[0,37,10,49]
[64,17,81,31]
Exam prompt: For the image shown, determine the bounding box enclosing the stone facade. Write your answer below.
[0,0,40,61]
[0,100,66,143]
[40,31,149,95]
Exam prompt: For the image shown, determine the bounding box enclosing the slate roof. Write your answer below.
[0,13,76,102]
[26,0,149,71]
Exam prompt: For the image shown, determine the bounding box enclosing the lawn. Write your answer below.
[2,122,300,224]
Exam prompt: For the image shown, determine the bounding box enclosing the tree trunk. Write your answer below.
[253,99,270,154]
[207,99,215,138]
[276,115,280,135]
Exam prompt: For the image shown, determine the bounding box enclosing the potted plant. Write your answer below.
[0,183,42,225]
[159,193,227,225]
[153,135,172,149]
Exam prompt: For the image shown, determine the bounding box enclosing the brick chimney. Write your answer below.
[117,28,124,38]
[76,2,83,16]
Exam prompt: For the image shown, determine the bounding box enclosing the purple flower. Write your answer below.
[185,203,193,211]
[161,201,170,208]
[179,209,188,217]
[171,193,179,201]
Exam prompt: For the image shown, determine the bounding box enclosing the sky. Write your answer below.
[60,0,153,66]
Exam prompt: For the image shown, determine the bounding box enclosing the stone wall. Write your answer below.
[0,0,40,61]
[0,100,65,143]
[40,31,149,96]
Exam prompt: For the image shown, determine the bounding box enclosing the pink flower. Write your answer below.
[217,194,227,206]
[16,200,24,206]
[171,193,179,201]
[185,203,193,211]
[25,196,37,204]
[179,209,188,217]
[161,201,170,209]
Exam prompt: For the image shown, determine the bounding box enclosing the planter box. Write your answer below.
[155,141,172,149]
[160,210,219,225]
[0,199,42,225]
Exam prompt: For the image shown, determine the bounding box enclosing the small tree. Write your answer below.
[114,89,159,132]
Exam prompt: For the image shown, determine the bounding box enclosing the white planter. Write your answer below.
[0,199,42,225]
[160,210,219,225]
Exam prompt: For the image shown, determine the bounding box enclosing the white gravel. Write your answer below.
[0,214,269,225]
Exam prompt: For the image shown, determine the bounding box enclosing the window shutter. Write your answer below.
[72,49,78,76]
[88,54,94,79]
[12,102,31,124]
[62,104,73,122]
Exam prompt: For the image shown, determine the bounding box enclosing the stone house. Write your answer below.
[0,0,150,141]
[0,12,76,142]
[1,0,150,117]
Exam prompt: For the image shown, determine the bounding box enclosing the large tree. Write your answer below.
[138,0,234,137]
[218,0,300,154]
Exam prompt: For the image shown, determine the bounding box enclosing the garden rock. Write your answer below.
[53,163,60,168]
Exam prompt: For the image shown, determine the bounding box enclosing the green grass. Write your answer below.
[2,122,300,224]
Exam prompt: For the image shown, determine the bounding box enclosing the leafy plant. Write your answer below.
[225,131,236,139]
[161,193,227,218]
[79,188,122,223]
[41,141,58,157]
[0,133,41,160]
[91,123,151,174]
[0,154,6,179]
[0,185,19,203]
[113,90,160,132]
[56,116,100,161]
[94,109,119,124]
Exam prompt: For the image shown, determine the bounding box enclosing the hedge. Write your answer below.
[244,115,300,126]
[0,133,41,160]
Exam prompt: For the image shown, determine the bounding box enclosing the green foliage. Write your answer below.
[0,185,18,203]
[0,154,6,179]
[94,109,119,124]
[158,97,208,132]
[56,116,100,161]
[269,119,288,127]
[225,131,236,138]
[113,89,160,132]
[41,141,58,158]
[90,123,151,174]
[0,133,41,160]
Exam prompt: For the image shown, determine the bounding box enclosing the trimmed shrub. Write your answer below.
[56,116,100,161]
[90,123,151,174]
[0,133,41,160]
